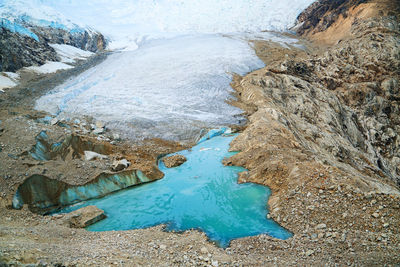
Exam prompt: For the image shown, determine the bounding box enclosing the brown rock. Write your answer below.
[162,154,187,168]
[64,205,106,228]
[111,159,131,172]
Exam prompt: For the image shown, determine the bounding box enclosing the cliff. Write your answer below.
[0,19,106,72]
[295,0,399,45]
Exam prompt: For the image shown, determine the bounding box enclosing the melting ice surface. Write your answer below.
[30,0,315,141]
[60,133,292,247]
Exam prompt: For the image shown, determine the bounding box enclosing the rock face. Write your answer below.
[294,0,399,45]
[162,154,187,168]
[0,27,60,72]
[0,20,106,72]
[230,0,400,207]
[63,205,106,228]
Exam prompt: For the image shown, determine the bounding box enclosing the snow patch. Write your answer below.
[49,44,94,63]
[0,75,17,92]
[26,62,73,74]
[3,72,20,81]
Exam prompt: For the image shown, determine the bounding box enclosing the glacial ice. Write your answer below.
[36,34,267,141]
[22,0,315,141]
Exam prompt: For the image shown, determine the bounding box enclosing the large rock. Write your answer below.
[63,205,106,228]
[112,159,131,172]
[162,155,187,168]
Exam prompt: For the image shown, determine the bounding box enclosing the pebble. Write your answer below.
[305,250,314,256]
[159,244,167,250]
[93,128,105,135]
[200,247,208,254]
[315,223,327,229]
[372,213,380,218]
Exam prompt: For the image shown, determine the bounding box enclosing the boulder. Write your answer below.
[84,151,108,161]
[64,205,106,228]
[162,154,187,168]
[112,159,131,172]
[92,128,105,135]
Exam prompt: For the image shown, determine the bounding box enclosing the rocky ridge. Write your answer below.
[0,18,105,72]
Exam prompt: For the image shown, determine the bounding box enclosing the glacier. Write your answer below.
[28,0,315,141]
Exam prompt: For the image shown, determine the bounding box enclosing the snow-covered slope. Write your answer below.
[11,0,315,50]
[0,0,85,33]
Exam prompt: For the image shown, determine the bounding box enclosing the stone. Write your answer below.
[200,247,208,254]
[95,121,105,129]
[162,154,187,168]
[93,128,105,135]
[113,133,120,140]
[315,223,327,230]
[372,213,380,218]
[84,151,108,161]
[112,159,131,172]
[50,118,59,125]
[212,260,219,267]
[64,205,106,228]
[305,250,314,256]
[159,244,167,250]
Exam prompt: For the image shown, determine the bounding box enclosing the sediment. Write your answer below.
[0,0,399,266]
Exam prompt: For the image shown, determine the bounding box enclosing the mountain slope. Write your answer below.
[0,0,105,72]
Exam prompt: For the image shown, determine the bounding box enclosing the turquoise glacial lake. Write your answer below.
[60,132,292,247]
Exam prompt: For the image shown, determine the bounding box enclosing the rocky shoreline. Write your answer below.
[1,0,400,266]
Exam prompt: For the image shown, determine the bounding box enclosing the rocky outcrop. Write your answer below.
[162,154,187,168]
[30,26,105,53]
[0,27,60,72]
[62,205,106,228]
[294,0,399,45]
[230,0,400,212]
[0,19,106,72]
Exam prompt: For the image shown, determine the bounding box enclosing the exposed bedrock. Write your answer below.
[294,0,400,45]
[12,170,151,214]
[230,1,400,214]
[0,19,106,72]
